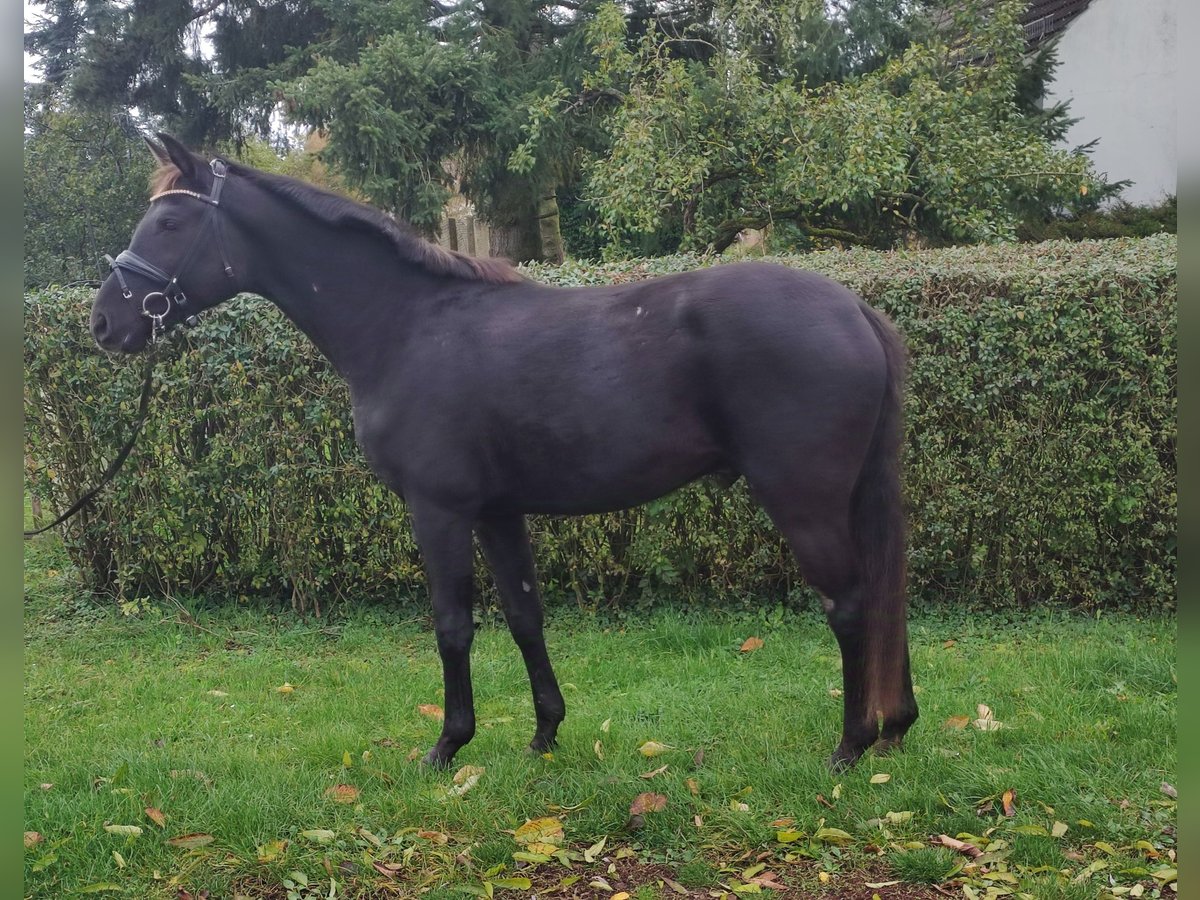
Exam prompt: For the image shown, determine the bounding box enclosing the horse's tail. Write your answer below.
[852,301,915,734]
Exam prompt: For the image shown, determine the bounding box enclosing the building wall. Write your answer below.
[1044,0,1176,205]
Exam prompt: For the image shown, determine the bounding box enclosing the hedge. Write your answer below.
[24,235,1176,613]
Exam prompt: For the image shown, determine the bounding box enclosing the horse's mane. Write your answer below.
[149,160,524,286]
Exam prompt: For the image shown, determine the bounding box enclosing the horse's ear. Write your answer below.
[144,135,171,166]
[156,132,199,182]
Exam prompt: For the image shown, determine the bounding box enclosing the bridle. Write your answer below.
[104,157,237,343]
[24,158,238,539]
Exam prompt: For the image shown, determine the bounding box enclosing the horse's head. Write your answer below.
[91,133,242,353]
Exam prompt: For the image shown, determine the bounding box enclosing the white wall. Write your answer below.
[1043,0,1177,205]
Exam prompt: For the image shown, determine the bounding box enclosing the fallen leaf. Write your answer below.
[144,807,167,828]
[943,640,957,649]
[299,829,335,844]
[1161,782,1177,799]
[206,690,228,697]
[594,740,604,760]
[166,833,214,848]
[1052,821,1069,838]
[1001,788,1017,817]
[630,792,667,815]
[818,872,831,884]
[24,831,42,848]
[663,876,689,895]
[39,783,53,791]
[274,682,295,694]
[770,818,795,827]
[814,827,853,845]
[776,830,804,843]
[693,748,705,768]
[342,751,352,768]
[973,704,1004,731]
[740,636,764,652]
[934,834,982,858]
[418,830,449,844]
[639,740,671,757]
[831,783,842,800]
[406,747,422,762]
[324,785,360,804]
[885,810,913,824]
[454,764,485,785]
[491,876,533,890]
[866,881,901,889]
[514,817,564,846]
[869,773,891,784]
[612,893,631,900]
[601,718,611,733]
[445,765,485,798]
[373,860,403,879]
[418,704,444,721]
[257,839,287,862]
[103,824,143,837]
[111,850,125,869]
[641,764,669,779]
[829,688,843,698]
[583,836,607,863]
[944,715,970,730]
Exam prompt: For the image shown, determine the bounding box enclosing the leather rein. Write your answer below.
[24,157,235,539]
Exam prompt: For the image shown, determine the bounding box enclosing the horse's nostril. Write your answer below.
[92,311,110,341]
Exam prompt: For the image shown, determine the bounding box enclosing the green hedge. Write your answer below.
[25,235,1176,612]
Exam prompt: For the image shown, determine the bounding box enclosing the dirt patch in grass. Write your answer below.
[230,858,949,899]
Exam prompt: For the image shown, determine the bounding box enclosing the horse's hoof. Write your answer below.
[528,735,558,755]
[872,736,904,756]
[421,749,453,769]
[827,743,866,772]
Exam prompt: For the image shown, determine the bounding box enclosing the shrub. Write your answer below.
[24,235,1176,613]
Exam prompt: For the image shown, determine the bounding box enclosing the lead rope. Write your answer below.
[24,348,158,538]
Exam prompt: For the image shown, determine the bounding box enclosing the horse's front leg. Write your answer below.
[410,501,477,768]
[477,514,565,752]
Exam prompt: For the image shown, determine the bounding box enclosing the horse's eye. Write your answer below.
[161,218,178,231]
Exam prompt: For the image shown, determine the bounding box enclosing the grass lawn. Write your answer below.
[24,532,1176,899]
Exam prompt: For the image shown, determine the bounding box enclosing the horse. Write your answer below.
[90,133,918,771]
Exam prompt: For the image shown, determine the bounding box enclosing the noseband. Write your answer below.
[104,158,236,342]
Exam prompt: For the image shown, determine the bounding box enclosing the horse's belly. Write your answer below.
[494,429,723,516]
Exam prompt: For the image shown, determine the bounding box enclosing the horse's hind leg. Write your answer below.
[762,505,880,768]
[477,514,566,753]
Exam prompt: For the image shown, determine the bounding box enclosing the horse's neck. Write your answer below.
[247,216,436,387]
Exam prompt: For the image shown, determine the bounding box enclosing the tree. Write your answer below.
[23,88,156,288]
[25,0,603,261]
[583,0,1098,254]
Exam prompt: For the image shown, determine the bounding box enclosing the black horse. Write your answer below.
[90,134,917,770]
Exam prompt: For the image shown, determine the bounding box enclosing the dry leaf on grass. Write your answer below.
[274,682,295,694]
[638,740,671,757]
[934,834,982,858]
[24,832,42,848]
[144,807,166,828]
[944,715,970,730]
[630,792,668,815]
[417,704,444,721]
[973,703,1004,731]
[324,785,360,804]
[641,764,669,779]
[1001,788,1017,817]
[740,636,764,652]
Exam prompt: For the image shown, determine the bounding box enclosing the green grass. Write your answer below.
[24,534,1176,898]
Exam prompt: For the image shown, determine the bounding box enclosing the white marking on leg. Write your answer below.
[822,596,835,613]
[522,581,531,592]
